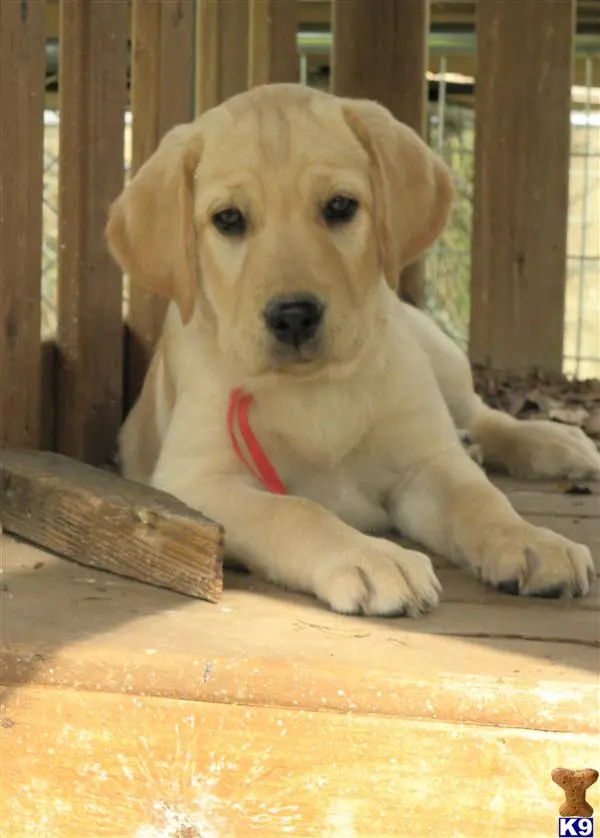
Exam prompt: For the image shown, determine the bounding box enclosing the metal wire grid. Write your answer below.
[564,56,600,378]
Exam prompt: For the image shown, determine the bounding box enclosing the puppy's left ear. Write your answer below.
[106,122,203,325]
[343,99,455,291]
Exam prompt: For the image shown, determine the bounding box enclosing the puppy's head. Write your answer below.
[107,84,454,380]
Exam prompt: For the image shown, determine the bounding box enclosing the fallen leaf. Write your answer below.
[548,405,589,426]
[564,485,593,496]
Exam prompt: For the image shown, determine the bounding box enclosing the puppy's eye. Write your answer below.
[212,207,247,236]
[322,195,359,226]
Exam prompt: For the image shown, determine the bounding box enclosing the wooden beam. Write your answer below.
[196,0,250,115]
[332,0,429,134]
[298,0,330,26]
[332,0,430,306]
[40,341,58,452]
[195,0,221,113]
[248,0,298,87]
[56,0,129,464]
[0,0,46,449]
[0,449,224,602]
[469,0,575,373]
[127,0,194,411]
[218,0,250,101]
[130,3,195,190]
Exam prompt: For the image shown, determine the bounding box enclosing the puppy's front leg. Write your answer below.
[389,450,595,598]
[159,473,441,616]
[152,451,440,617]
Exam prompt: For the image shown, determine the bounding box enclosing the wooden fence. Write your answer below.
[0,0,577,467]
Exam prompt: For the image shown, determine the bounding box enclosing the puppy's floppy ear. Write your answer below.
[343,99,455,291]
[106,123,203,324]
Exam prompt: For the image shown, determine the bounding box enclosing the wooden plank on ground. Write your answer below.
[492,476,599,495]
[127,0,195,410]
[0,0,46,449]
[470,0,575,373]
[3,535,598,729]
[0,449,224,601]
[332,0,430,306]
[2,684,597,836]
[503,489,600,519]
[57,0,129,465]
[248,0,298,87]
[196,0,250,115]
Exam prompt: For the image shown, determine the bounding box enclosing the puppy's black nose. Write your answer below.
[264,295,324,347]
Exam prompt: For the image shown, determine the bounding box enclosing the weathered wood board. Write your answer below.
[0,448,223,602]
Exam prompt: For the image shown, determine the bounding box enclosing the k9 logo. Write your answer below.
[558,818,595,837]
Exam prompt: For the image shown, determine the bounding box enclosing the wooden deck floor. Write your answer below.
[2,476,599,836]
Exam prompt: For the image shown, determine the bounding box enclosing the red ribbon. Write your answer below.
[227,388,287,495]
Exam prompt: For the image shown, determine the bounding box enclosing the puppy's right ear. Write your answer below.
[106,123,203,325]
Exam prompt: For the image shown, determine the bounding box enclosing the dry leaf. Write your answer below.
[472,365,600,439]
[548,405,589,427]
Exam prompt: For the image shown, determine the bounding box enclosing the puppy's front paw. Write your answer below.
[314,538,441,618]
[499,420,600,480]
[473,523,595,599]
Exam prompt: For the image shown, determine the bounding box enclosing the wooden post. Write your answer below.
[0,0,46,449]
[57,0,129,465]
[470,0,575,373]
[332,0,430,305]
[196,0,250,115]
[127,0,195,411]
[248,0,298,88]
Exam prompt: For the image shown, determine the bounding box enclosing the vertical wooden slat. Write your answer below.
[218,0,250,101]
[40,341,58,452]
[331,0,430,305]
[57,0,128,465]
[0,1,45,449]
[130,0,161,177]
[196,0,250,115]
[158,1,195,134]
[127,0,194,410]
[470,0,574,373]
[248,0,298,88]
[195,0,221,113]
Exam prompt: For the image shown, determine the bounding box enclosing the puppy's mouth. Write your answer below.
[268,338,325,372]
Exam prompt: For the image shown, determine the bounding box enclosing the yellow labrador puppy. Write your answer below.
[107,84,598,617]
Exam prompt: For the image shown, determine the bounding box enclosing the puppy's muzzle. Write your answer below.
[264,294,325,348]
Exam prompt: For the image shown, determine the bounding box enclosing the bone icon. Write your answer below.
[552,767,599,817]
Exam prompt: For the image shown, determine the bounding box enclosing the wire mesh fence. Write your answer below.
[41,53,600,376]
[424,98,474,352]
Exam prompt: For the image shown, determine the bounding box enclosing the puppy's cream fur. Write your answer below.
[107,84,598,616]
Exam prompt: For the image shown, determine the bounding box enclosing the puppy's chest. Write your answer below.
[250,390,372,470]
[247,392,394,531]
